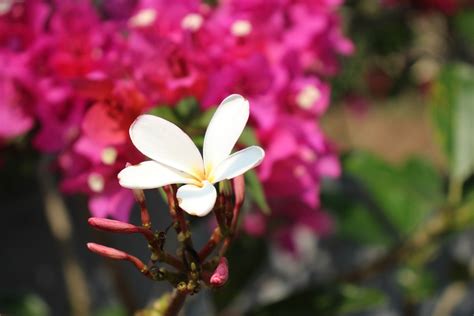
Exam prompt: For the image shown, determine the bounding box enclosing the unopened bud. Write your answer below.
[87,242,147,272]
[87,242,127,260]
[210,257,229,287]
[88,217,138,233]
[232,175,245,207]
[88,217,154,241]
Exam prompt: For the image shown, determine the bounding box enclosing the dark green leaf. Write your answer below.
[94,305,127,316]
[175,96,199,121]
[453,10,474,46]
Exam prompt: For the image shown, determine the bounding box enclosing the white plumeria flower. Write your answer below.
[118,94,265,217]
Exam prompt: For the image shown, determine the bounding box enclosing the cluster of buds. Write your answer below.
[87,175,245,302]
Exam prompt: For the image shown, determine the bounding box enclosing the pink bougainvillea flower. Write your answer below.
[119,94,265,216]
[0,53,34,141]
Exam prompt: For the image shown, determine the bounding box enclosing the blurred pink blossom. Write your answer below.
[0,0,352,250]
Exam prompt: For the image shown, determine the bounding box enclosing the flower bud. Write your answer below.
[87,242,128,260]
[88,217,138,233]
[88,217,154,241]
[87,242,147,272]
[210,257,229,287]
[232,175,245,208]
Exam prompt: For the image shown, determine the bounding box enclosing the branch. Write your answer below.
[163,289,187,316]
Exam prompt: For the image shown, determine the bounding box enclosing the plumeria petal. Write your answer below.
[203,94,249,176]
[130,114,204,179]
[118,161,196,189]
[210,146,265,183]
[176,181,217,217]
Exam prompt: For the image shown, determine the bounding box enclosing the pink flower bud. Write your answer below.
[210,257,229,287]
[87,242,128,260]
[88,217,154,241]
[88,217,138,233]
[232,175,245,207]
[87,242,146,271]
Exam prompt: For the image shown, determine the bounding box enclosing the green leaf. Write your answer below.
[324,151,443,246]
[396,266,436,302]
[239,127,260,147]
[94,305,127,316]
[453,10,474,45]
[347,153,441,236]
[0,294,49,316]
[192,135,205,147]
[157,187,168,204]
[431,63,474,184]
[245,170,270,215]
[248,284,387,316]
[338,284,387,314]
[175,96,199,121]
[337,203,393,246]
[147,105,179,124]
[191,107,216,128]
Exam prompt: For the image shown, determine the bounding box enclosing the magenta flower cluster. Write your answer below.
[0,0,352,251]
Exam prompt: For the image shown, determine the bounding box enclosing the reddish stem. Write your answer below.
[163,289,187,316]
[133,189,151,228]
[199,227,222,261]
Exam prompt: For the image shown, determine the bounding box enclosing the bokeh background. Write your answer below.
[2,0,474,315]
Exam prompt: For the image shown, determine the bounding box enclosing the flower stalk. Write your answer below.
[87,175,246,314]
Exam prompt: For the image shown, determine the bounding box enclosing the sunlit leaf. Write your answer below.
[431,63,474,184]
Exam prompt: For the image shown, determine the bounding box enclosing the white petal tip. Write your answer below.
[221,94,249,109]
[210,146,265,183]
